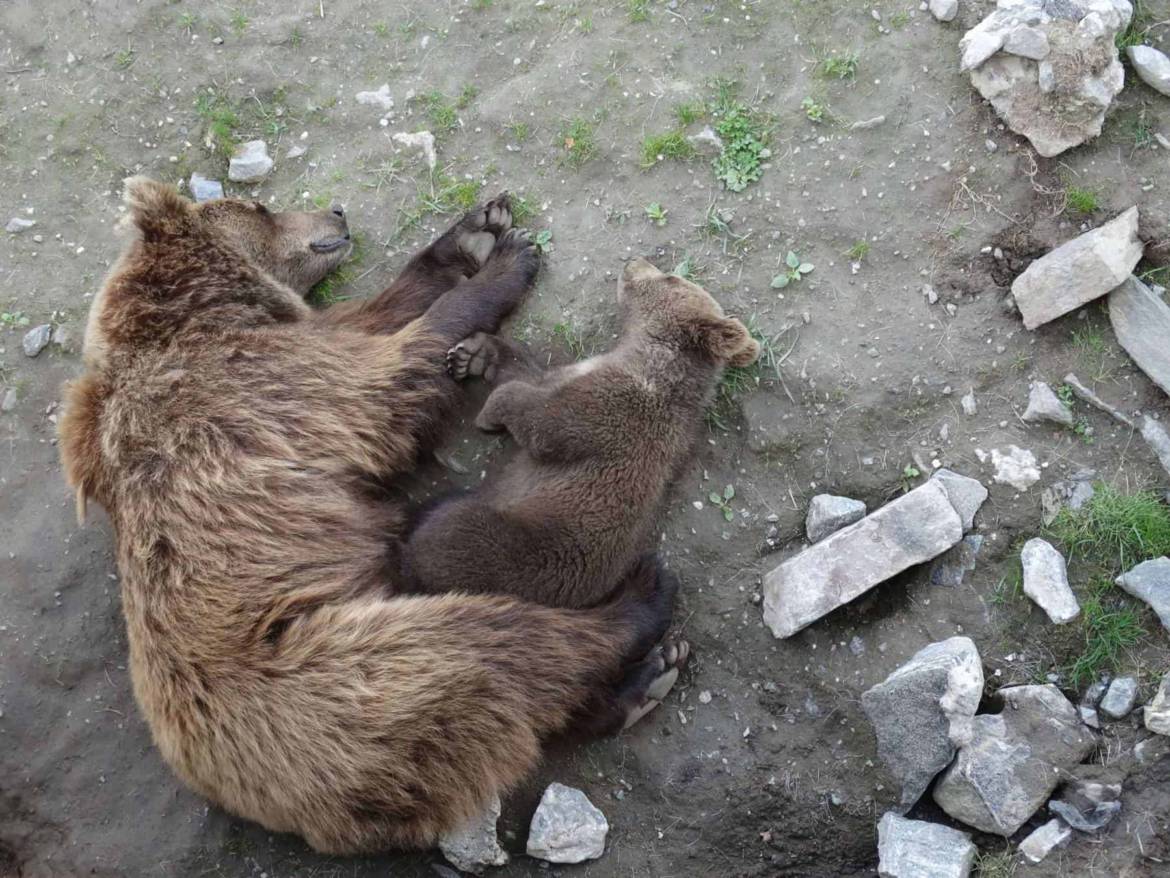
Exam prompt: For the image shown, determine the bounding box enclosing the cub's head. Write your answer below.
[122,176,352,294]
[618,258,760,368]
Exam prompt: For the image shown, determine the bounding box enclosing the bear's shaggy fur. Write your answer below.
[57,180,681,854]
[403,258,760,609]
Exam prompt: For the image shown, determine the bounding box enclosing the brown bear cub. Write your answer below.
[58,180,685,855]
[404,258,760,620]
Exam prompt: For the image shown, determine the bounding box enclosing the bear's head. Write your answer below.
[618,258,760,368]
[121,176,353,295]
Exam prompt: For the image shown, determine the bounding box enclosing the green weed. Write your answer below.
[712,99,767,192]
[801,97,826,122]
[195,92,240,158]
[770,251,814,289]
[1065,581,1146,687]
[114,48,136,69]
[552,321,591,359]
[1047,485,1170,573]
[845,240,870,261]
[820,53,858,80]
[559,118,598,167]
[640,131,694,168]
[420,91,459,133]
[675,101,705,126]
[628,0,650,23]
[1065,187,1099,214]
[644,202,668,226]
[229,9,249,33]
[708,485,737,522]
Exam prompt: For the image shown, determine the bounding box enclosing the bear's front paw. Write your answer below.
[446,332,496,381]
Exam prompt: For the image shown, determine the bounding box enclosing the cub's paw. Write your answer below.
[446,332,498,381]
[621,639,691,730]
[456,193,513,270]
[484,228,540,285]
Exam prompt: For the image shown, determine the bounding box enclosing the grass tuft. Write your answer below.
[1065,582,1146,687]
[640,131,695,168]
[1046,485,1170,574]
[559,118,598,167]
[820,53,858,80]
[1065,186,1099,214]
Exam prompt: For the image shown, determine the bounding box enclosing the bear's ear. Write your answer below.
[694,316,761,368]
[122,176,191,240]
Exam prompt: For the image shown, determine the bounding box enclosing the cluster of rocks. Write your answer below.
[957,0,1134,156]
[762,468,987,638]
[437,783,607,873]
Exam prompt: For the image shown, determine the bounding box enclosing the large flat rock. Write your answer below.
[1012,208,1142,330]
[1115,557,1170,633]
[1109,276,1170,398]
[762,481,963,638]
[877,813,974,878]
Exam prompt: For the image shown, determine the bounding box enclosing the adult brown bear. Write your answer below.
[57,178,682,854]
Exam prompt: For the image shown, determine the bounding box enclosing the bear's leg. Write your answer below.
[420,228,540,346]
[316,194,514,334]
[446,332,542,384]
[574,638,690,736]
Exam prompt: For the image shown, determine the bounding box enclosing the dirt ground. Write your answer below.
[3,1,1170,876]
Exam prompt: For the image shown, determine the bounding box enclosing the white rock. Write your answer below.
[526,784,607,864]
[22,324,52,357]
[439,794,509,874]
[1115,557,1170,633]
[393,130,438,171]
[188,172,224,202]
[1127,44,1170,96]
[228,140,273,182]
[931,469,988,532]
[1013,208,1143,330]
[6,217,36,233]
[1078,705,1100,729]
[1021,538,1079,624]
[862,637,984,809]
[1145,671,1170,736]
[1019,819,1071,863]
[990,446,1040,491]
[685,125,724,155]
[805,494,867,543]
[1003,25,1050,60]
[960,389,977,416]
[1,388,17,412]
[877,813,975,878]
[763,481,963,638]
[1099,676,1138,719]
[286,144,308,160]
[929,0,958,23]
[1023,381,1074,427]
[355,83,394,110]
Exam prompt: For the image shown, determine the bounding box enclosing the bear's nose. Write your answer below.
[330,205,345,218]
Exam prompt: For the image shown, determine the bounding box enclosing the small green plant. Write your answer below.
[506,121,530,142]
[673,253,701,280]
[559,117,598,167]
[288,26,304,47]
[712,100,767,192]
[1065,581,1146,687]
[644,202,668,226]
[457,84,479,109]
[420,91,459,133]
[902,463,921,485]
[708,485,737,522]
[1047,485,1170,573]
[845,240,870,261]
[628,0,650,23]
[509,194,536,225]
[373,21,390,36]
[889,10,910,28]
[675,101,705,126]
[552,321,590,359]
[0,311,31,328]
[229,9,249,33]
[178,12,198,33]
[114,48,135,69]
[820,53,858,80]
[640,131,694,168]
[801,97,826,122]
[973,847,1017,878]
[770,251,814,289]
[533,228,553,254]
[1065,186,1099,214]
[195,92,239,158]
[1116,0,1152,49]
[472,0,494,8]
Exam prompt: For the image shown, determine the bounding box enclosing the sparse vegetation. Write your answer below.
[229,9,249,34]
[419,91,459,133]
[113,48,136,69]
[1065,582,1146,687]
[820,53,858,80]
[770,251,814,289]
[711,94,768,192]
[801,97,826,122]
[845,240,870,262]
[1065,186,1099,214]
[628,0,650,23]
[644,202,668,226]
[552,320,591,359]
[559,117,598,167]
[533,228,553,254]
[708,485,737,522]
[640,131,694,168]
[675,101,705,126]
[195,92,240,158]
[974,847,1017,878]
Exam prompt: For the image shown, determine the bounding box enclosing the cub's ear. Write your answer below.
[695,316,761,367]
[122,176,191,240]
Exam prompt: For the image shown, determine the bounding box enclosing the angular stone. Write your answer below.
[1078,705,1100,729]
[1049,780,1122,833]
[862,637,984,809]
[806,494,867,543]
[6,217,36,233]
[1135,734,1170,763]
[1127,45,1170,96]
[1023,381,1074,427]
[933,685,1094,836]
[762,481,963,638]
[228,140,273,182]
[22,324,51,357]
[1019,818,1071,863]
[1099,676,1139,720]
[1140,416,1170,480]
[1115,557,1170,633]
[1108,276,1170,398]
[526,784,607,864]
[439,794,509,874]
[393,130,438,171]
[876,813,974,878]
[960,389,977,416]
[1021,538,1079,624]
[931,469,988,532]
[931,535,984,588]
[990,446,1040,491]
[1041,474,1095,526]
[1013,208,1142,330]
[189,172,224,203]
[929,0,959,23]
[962,1,1132,157]
[686,126,724,156]
[1145,671,1170,736]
